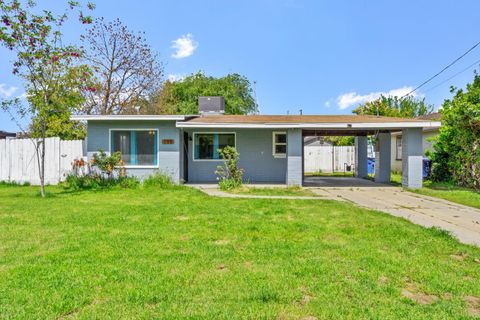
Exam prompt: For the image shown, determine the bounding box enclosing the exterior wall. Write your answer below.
[287,128,303,185]
[374,132,391,183]
[86,120,182,183]
[184,128,287,183]
[355,136,368,178]
[402,128,423,189]
[391,129,439,173]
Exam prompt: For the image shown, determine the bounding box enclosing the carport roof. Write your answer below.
[176,115,441,130]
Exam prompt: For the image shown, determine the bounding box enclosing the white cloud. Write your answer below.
[0,84,18,98]
[335,86,417,110]
[167,73,186,82]
[171,34,198,59]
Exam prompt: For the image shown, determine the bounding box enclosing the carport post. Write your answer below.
[287,128,303,186]
[374,132,391,183]
[354,136,368,178]
[401,128,423,189]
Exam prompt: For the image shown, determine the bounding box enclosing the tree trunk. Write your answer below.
[39,135,46,197]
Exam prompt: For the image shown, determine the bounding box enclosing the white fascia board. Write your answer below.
[176,121,442,130]
[71,115,187,121]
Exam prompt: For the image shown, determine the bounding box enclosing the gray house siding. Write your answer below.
[286,128,303,185]
[184,128,287,183]
[86,120,182,183]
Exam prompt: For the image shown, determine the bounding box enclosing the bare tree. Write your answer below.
[81,18,164,114]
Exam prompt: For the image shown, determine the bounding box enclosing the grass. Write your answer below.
[228,185,319,197]
[390,173,480,210]
[1,184,480,319]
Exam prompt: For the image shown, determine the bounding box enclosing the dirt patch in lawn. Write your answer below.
[214,239,230,245]
[464,296,480,316]
[401,283,439,305]
[174,215,189,221]
[450,252,468,261]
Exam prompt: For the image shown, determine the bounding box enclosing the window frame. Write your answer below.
[272,131,287,158]
[109,128,159,168]
[396,135,402,160]
[192,132,237,162]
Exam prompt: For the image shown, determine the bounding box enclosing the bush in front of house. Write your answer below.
[215,146,244,190]
[143,172,175,189]
[63,149,139,190]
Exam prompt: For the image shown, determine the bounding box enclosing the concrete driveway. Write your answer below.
[309,185,480,246]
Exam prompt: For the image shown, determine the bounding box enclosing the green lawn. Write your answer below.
[228,186,319,197]
[1,185,480,319]
[390,173,480,209]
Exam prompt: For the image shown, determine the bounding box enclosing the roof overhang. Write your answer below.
[71,115,189,121]
[176,121,442,130]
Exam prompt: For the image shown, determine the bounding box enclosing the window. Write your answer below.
[396,136,402,160]
[194,133,235,160]
[111,130,158,166]
[273,132,287,158]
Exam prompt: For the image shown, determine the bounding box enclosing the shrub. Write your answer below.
[63,151,138,191]
[215,146,244,190]
[430,73,480,189]
[91,149,124,178]
[118,176,140,189]
[143,172,174,188]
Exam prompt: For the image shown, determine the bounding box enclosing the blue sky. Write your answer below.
[1,0,480,131]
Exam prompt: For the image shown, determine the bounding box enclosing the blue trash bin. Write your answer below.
[367,157,375,175]
[423,158,431,178]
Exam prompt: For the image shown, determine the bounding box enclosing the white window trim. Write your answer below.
[108,128,160,169]
[272,131,287,158]
[192,132,237,162]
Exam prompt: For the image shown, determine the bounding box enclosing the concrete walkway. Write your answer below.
[191,184,480,247]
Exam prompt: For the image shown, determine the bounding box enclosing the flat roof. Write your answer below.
[71,115,189,121]
[177,115,441,130]
[183,115,428,123]
[70,114,441,130]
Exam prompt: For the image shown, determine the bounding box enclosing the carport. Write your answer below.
[284,116,441,189]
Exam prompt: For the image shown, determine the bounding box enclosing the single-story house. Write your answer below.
[71,97,441,189]
[390,112,442,172]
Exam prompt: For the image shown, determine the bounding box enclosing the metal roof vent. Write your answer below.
[198,96,225,115]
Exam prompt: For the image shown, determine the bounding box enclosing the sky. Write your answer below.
[1,0,480,131]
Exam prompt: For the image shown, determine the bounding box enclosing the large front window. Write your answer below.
[111,130,158,166]
[194,133,235,160]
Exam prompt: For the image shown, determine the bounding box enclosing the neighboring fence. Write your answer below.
[0,137,84,185]
[304,145,355,173]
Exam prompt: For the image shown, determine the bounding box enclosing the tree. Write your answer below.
[81,18,164,114]
[430,72,480,189]
[0,0,94,197]
[352,95,433,118]
[149,72,257,115]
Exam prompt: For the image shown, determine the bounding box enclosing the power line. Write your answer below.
[423,58,480,93]
[401,40,480,98]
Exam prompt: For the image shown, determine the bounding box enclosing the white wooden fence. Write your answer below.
[304,145,355,173]
[0,137,85,185]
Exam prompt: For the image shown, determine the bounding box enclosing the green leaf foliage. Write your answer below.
[430,73,480,189]
[149,72,257,115]
[352,95,433,118]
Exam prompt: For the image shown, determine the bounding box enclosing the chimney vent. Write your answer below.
[198,96,225,115]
